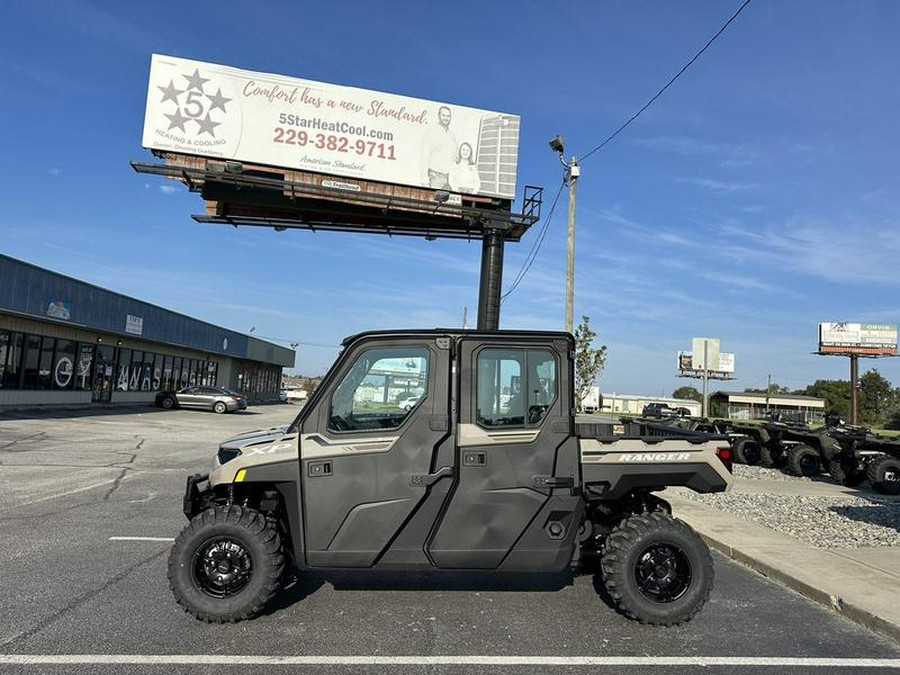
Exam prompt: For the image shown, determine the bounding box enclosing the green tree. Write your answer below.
[858,369,898,427]
[672,386,702,402]
[802,379,851,419]
[574,315,607,412]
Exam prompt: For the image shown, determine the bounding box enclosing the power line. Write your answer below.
[580,0,754,163]
[500,178,566,303]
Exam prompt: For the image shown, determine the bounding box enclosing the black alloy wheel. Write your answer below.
[192,537,253,598]
[633,542,692,603]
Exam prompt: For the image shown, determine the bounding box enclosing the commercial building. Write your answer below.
[597,393,702,418]
[0,254,293,408]
[709,391,825,423]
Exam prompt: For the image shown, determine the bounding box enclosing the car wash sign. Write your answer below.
[142,54,520,199]
[818,322,898,356]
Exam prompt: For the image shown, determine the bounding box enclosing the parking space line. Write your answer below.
[8,478,124,509]
[109,536,174,542]
[0,655,898,667]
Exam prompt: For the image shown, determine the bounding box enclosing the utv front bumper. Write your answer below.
[182,472,210,520]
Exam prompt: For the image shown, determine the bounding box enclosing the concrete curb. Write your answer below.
[665,493,900,646]
[697,530,900,645]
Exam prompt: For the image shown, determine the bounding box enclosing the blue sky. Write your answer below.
[3,1,900,396]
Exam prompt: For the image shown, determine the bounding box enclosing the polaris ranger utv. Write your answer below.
[170,330,733,626]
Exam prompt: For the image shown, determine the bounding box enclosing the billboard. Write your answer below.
[818,322,898,356]
[678,351,735,377]
[142,54,520,199]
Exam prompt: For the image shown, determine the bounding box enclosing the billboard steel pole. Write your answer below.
[477,227,505,330]
[850,355,859,426]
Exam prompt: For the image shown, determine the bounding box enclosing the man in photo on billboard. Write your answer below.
[422,105,457,190]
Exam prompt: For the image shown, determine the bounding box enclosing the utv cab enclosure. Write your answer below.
[171,330,733,626]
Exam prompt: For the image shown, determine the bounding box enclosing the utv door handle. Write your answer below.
[410,466,453,487]
[533,475,575,489]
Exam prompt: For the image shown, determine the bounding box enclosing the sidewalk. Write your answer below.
[665,479,900,644]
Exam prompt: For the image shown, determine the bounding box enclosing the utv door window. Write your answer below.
[328,346,429,433]
[477,348,557,428]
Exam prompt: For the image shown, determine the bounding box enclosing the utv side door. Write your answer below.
[298,335,453,568]
[427,335,582,571]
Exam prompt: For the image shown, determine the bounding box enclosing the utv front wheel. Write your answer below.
[600,513,713,626]
[867,455,900,495]
[168,505,284,622]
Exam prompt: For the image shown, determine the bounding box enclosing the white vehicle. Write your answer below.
[397,395,420,411]
[283,387,307,403]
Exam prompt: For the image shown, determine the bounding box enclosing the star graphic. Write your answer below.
[157,79,183,105]
[195,112,220,137]
[207,87,231,113]
[165,108,190,132]
[183,68,210,92]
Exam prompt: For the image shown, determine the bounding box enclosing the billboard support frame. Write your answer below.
[132,155,543,331]
[815,349,897,425]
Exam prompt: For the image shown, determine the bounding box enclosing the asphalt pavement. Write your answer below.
[664,476,900,644]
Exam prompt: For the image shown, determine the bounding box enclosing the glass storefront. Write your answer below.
[0,329,219,397]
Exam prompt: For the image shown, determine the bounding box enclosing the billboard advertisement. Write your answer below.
[142,54,520,199]
[818,323,898,356]
[677,351,735,377]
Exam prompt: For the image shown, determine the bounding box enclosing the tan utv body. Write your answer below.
[170,330,733,626]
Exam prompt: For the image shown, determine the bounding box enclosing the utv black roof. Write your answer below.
[341,328,574,347]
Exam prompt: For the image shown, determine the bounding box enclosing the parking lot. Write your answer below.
[1,404,899,674]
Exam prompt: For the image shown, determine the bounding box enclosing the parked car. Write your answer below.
[642,402,690,418]
[397,395,421,411]
[283,387,307,404]
[154,386,248,414]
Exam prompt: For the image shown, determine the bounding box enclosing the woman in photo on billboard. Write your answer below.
[449,142,481,194]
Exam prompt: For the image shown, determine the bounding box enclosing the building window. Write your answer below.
[116,349,131,391]
[75,344,94,391]
[53,339,76,390]
[0,331,9,388]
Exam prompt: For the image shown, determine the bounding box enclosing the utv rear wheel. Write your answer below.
[787,444,821,477]
[168,505,284,622]
[867,455,900,495]
[733,439,761,466]
[600,513,713,626]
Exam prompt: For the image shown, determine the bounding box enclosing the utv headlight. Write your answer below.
[217,447,242,465]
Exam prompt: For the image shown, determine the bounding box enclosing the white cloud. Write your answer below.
[677,177,759,193]
[158,185,178,195]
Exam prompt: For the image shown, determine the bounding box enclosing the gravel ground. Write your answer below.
[680,464,900,549]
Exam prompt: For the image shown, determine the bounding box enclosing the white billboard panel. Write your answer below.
[678,351,734,376]
[691,337,720,371]
[142,54,520,199]
[818,322,898,356]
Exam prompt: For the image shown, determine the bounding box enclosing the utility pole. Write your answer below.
[766,373,772,414]
[564,157,580,334]
[549,136,580,335]
[701,340,709,418]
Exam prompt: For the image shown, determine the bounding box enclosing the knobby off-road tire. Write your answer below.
[867,455,900,495]
[168,505,285,622]
[828,459,866,488]
[733,439,761,466]
[600,512,713,626]
[787,444,821,477]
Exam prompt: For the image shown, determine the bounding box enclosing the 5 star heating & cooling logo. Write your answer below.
[151,66,239,151]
